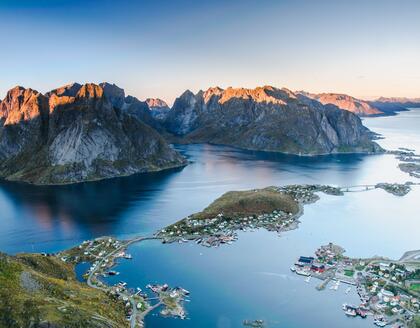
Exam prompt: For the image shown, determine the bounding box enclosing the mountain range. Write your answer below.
[0,83,186,185]
[299,92,383,116]
[2,82,416,184]
[164,86,381,155]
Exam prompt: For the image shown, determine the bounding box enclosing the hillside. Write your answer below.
[191,188,299,220]
[0,252,128,328]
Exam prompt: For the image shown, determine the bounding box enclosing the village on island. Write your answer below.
[52,180,419,328]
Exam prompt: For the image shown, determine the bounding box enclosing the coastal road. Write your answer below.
[86,235,157,328]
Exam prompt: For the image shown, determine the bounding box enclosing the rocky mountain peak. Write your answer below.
[145,98,169,109]
[47,83,82,97]
[179,89,195,100]
[215,86,289,105]
[0,82,186,184]
[203,87,224,102]
[0,86,48,125]
[99,82,126,108]
[76,83,104,99]
[164,85,381,155]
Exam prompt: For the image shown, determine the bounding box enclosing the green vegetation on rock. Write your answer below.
[0,252,128,328]
[191,188,299,220]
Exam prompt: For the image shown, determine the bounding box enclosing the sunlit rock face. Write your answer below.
[299,91,383,116]
[0,83,186,185]
[145,98,171,122]
[165,86,382,155]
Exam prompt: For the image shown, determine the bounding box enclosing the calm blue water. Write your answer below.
[1,109,419,327]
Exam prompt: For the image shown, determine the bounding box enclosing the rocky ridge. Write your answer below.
[0,83,186,185]
[299,91,383,116]
[164,86,382,155]
[145,98,171,121]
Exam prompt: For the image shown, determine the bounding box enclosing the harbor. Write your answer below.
[291,243,420,327]
[58,236,189,328]
[55,182,419,327]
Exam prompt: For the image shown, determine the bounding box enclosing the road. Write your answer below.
[86,235,158,328]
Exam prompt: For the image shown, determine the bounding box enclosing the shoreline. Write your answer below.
[6,181,420,327]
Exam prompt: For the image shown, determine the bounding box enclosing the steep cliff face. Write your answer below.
[165,86,381,155]
[145,98,170,121]
[299,92,383,116]
[0,83,186,185]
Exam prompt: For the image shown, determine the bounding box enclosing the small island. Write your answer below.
[156,185,343,246]
[388,149,420,179]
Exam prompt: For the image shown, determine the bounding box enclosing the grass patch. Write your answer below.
[0,252,128,327]
[192,188,299,220]
[410,284,420,292]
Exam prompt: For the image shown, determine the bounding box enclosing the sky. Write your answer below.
[0,0,419,104]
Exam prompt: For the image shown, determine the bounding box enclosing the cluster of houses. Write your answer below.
[158,209,297,247]
[146,284,189,319]
[292,243,420,327]
[360,262,420,324]
[277,184,343,204]
[375,182,412,196]
[291,243,345,277]
[59,237,122,264]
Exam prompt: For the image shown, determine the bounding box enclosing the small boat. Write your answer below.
[373,315,388,326]
[373,320,387,327]
[344,308,357,317]
[290,266,296,272]
[107,270,119,276]
[331,281,340,291]
[305,276,311,283]
[295,268,311,276]
[342,304,357,317]
[345,287,351,294]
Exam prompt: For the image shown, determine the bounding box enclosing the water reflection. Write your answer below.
[0,110,417,254]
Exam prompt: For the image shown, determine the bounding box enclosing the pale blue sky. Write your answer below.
[0,0,419,104]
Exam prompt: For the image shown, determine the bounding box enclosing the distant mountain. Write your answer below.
[299,92,383,116]
[375,97,420,104]
[145,98,170,121]
[369,97,420,115]
[164,86,381,155]
[0,83,186,185]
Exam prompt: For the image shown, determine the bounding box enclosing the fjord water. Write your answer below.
[1,110,419,327]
